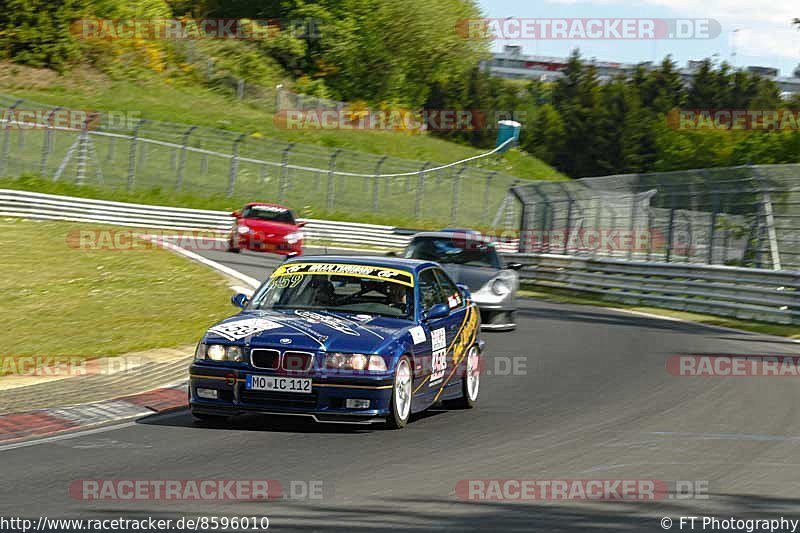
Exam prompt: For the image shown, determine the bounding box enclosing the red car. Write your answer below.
[227,203,305,256]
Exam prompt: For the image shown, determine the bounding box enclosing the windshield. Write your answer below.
[249,263,415,320]
[404,236,502,268]
[241,205,295,224]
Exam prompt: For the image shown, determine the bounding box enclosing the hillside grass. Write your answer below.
[0,63,565,181]
[0,218,236,358]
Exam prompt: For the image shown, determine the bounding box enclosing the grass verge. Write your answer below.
[0,218,236,358]
[520,285,800,340]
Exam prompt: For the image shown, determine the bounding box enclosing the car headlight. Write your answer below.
[206,344,227,361]
[284,231,303,244]
[194,343,206,360]
[326,353,387,372]
[491,277,511,296]
[237,225,251,234]
[227,346,244,362]
[197,344,244,362]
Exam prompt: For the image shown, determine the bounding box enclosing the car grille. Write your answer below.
[250,349,314,372]
[281,351,314,372]
[251,349,280,369]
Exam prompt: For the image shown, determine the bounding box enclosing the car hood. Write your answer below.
[439,264,498,291]
[238,218,297,234]
[203,309,411,353]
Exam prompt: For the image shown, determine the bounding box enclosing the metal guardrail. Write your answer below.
[0,189,410,249]
[510,253,800,325]
[4,189,795,324]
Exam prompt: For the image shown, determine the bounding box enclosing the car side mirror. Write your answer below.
[231,293,249,308]
[297,221,307,228]
[506,262,524,270]
[456,283,471,300]
[425,303,450,321]
[231,211,241,218]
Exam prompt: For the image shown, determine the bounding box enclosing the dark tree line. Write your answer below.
[427,52,799,177]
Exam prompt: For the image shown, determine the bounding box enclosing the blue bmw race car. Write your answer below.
[190,256,484,429]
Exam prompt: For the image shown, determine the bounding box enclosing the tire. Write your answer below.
[385,356,413,429]
[192,411,228,424]
[482,311,516,332]
[447,345,480,409]
[227,241,240,253]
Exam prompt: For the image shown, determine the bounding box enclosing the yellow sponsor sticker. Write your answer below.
[270,262,415,287]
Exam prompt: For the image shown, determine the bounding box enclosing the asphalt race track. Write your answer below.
[2,246,800,531]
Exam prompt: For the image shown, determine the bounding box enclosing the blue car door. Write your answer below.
[413,267,465,409]
[432,267,469,396]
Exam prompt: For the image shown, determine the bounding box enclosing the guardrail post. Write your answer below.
[415,162,430,220]
[752,165,782,270]
[529,183,551,253]
[627,176,639,260]
[707,185,719,265]
[106,137,115,162]
[176,125,197,191]
[646,206,654,261]
[127,119,147,191]
[482,171,496,224]
[75,113,97,186]
[506,180,520,235]
[259,163,269,184]
[683,212,693,263]
[557,182,575,255]
[278,143,294,203]
[665,192,676,263]
[226,133,246,198]
[372,156,387,212]
[450,166,467,224]
[40,106,62,175]
[0,99,23,176]
[326,148,342,211]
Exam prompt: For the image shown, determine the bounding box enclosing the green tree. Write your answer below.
[0,0,90,70]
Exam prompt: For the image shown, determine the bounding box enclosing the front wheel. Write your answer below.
[447,345,480,409]
[385,356,413,429]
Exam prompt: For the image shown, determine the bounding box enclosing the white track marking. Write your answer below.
[0,409,191,453]
[140,234,260,288]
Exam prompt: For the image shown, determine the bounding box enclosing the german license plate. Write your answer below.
[246,375,312,394]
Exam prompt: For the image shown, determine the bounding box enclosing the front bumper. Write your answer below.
[189,363,393,424]
[471,298,517,331]
[233,234,302,255]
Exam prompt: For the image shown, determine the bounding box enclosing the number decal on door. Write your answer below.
[430,349,447,386]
